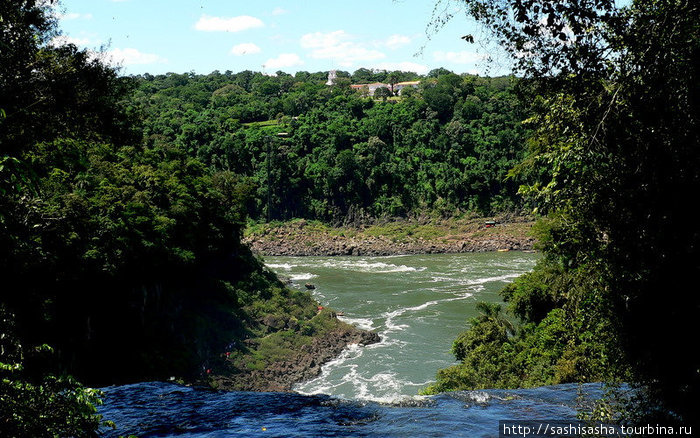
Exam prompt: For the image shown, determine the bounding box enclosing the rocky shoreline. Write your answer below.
[245,218,536,256]
[212,321,379,392]
[208,310,380,392]
[209,218,533,392]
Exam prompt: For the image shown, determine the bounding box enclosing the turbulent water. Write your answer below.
[99,382,609,437]
[267,252,539,401]
[99,252,618,438]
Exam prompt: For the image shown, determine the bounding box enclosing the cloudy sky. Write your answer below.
[54,0,510,76]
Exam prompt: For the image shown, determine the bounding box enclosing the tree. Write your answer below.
[3,0,253,432]
[373,86,392,102]
[433,0,700,424]
[1,1,112,434]
[427,67,453,78]
[1,307,107,436]
[386,71,401,94]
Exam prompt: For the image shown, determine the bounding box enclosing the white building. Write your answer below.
[349,81,420,96]
[326,70,337,86]
[393,81,420,95]
[350,82,390,96]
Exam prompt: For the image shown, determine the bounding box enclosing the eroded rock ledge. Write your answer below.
[210,314,380,392]
[245,218,536,256]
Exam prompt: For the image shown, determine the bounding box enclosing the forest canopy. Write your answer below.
[129,69,529,222]
[2,2,532,432]
[3,0,698,433]
[428,0,700,426]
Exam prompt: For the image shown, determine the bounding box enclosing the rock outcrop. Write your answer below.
[212,324,380,392]
[244,218,536,256]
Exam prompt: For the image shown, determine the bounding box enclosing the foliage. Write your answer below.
[426,260,629,394]
[130,70,530,222]
[430,0,699,425]
[0,308,107,437]
[0,0,354,434]
[373,86,393,101]
[231,309,341,373]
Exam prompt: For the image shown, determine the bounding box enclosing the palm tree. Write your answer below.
[386,71,401,94]
[475,301,514,335]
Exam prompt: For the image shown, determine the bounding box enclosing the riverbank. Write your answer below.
[263,252,540,400]
[244,217,536,256]
[208,309,380,392]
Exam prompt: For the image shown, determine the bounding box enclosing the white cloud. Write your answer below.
[272,7,288,16]
[105,48,168,66]
[269,34,291,44]
[385,34,411,49]
[59,12,93,20]
[370,61,429,74]
[195,15,264,32]
[300,30,347,49]
[433,50,486,64]
[50,35,92,47]
[263,53,303,70]
[231,43,261,56]
[300,30,385,65]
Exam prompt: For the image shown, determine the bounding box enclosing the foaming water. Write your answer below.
[290,273,317,281]
[96,252,623,437]
[98,381,616,437]
[320,259,425,273]
[262,252,539,402]
[338,316,375,331]
[265,263,293,270]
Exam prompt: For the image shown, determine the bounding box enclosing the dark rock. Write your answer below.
[213,325,381,392]
[243,220,535,257]
[286,317,300,330]
[262,314,286,330]
[243,338,259,347]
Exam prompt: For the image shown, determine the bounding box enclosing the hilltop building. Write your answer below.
[393,81,420,95]
[350,82,386,96]
[348,81,420,97]
[326,70,421,96]
[326,70,337,86]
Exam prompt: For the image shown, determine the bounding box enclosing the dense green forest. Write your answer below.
[427,0,699,427]
[2,0,699,434]
[130,69,529,222]
[1,1,375,435]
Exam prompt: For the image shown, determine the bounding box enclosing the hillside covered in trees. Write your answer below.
[3,0,698,434]
[1,0,532,431]
[130,69,529,222]
[0,2,372,435]
[426,0,699,427]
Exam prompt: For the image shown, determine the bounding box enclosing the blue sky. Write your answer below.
[54,0,511,76]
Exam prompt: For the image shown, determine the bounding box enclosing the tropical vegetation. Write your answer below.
[427,0,699,426]
[3,0,698,433]
[130,68,529,222]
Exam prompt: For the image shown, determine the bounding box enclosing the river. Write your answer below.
[97,252,617,437]
[266,252,538,401]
